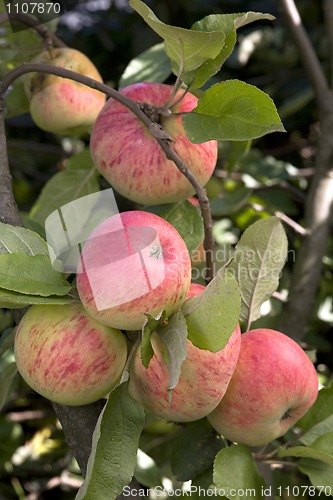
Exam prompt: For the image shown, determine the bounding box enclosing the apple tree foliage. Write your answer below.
[0,0,333,498]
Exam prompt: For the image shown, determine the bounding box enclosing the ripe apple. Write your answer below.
[208,328,318,446]
[90,82,218,205]
[14,303,127,406]
[76,210,191,331]
[128,283,241,422]
[24,48,106,135]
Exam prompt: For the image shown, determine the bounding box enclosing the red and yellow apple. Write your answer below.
[76,210,191,331]
[24,48,106,135]
[14,303,127,406]
[128,283,241,422]
[208,328,318,446]
[90,82,218,205]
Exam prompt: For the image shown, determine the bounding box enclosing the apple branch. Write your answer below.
[0,13,66,49]
[1,63,215,281]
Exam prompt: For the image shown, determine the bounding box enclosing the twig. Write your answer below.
[271,291,288,303]
[248,202,308,236]
[1,62,215,281]
[0,13,66,49]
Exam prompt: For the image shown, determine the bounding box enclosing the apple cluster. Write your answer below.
[14,206,319,447]
[15,52,319,448]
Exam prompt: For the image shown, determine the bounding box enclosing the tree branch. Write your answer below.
[278,110,333,340]
[0,98,22,226]
[1,62,215,281]
[0,13,66,49]
[324,0,333,86]
[279,0,329,113]
[276,2,333,340]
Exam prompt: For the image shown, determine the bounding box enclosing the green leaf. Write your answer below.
[297,383,333,445]
[141,311,167,369]
[182,267,240,352]
[0,362,18,411]
[0,417,23,463]
[187,12,275,88]
[228,216,288,329]
[76,383,145,500]
[279,433,333,466]
[160,200,204,257]
[297,459,333,490]
[212,444,266,499]
[119,43,172,88]
[183,80,285,144]
[30,149,100,225]
[4,80,30,118]
[0,222,48,256]
[171,419,224,481]
[0,287,75,309]
[129,0,225,74]
[0,254,71,296]
[210,188,252,217]
[135,449,163,488]
[192,468,224,499]
[157,310,188,392]
[0,27,41,78]
[0,328,15,358]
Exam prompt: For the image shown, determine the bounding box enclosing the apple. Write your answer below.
[14,303,127,406]
[208,328,318,446]
[128,283,241,422]
[24,48,106,135]
[90,82,218,205]
[76,210,191,331]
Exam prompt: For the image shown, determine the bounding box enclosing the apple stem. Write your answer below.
[0,63,215,282]
[120,336,141,385]
[0,13,66,50]
[168,83,194,111]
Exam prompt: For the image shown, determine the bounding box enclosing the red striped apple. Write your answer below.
[90,82,218,205]
[77,210,191,331]
[24,48,106,135]
[208,328,318,446]
[128,283,241,422]
[14,303,127,406]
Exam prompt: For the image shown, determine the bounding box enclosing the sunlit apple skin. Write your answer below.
[24,48,106,135]
[76,210,191,331]
[14,303,127,406]
[208,329,318,447]
[90,82,218,205]
[128,283,241,422]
